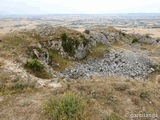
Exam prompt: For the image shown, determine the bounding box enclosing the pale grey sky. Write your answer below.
[0,0,160,14]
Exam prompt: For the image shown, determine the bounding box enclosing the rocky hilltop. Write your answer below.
[0,26,160,120]
[20,26,159,80]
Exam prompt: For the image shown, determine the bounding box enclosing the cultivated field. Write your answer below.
[0,15,160,38]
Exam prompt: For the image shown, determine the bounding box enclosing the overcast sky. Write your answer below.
[1,0,160,14]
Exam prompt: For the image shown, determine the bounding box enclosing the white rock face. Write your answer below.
[92,33,110,45]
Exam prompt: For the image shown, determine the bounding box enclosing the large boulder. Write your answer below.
[139,37,157,45]
[91,32,110,45]
[75,42,87,60]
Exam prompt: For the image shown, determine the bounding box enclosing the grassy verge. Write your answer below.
[49,50,75,71]
[90,44,110,58]
[0,81,35,95]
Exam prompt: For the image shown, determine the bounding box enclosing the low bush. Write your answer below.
[121,32,126,36]
[132,38,138,43]
[25,59,44,72]
[43,92,87,120]
[62,37,75,57]
[24,59,52,79]
[84,29,90,34]
[156,37,160,42]
[61,32,67,42]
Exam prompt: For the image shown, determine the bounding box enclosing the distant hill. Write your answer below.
[126,13,160,16]
[0,10,10,15]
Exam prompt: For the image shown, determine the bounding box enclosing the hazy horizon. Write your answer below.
[0,0,160,14]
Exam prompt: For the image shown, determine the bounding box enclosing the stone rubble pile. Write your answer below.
[62,49,156,79]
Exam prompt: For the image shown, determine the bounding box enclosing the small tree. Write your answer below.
[61,33,67,42]
[62,37,75,57]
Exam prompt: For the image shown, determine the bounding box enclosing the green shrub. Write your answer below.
[62,37,75,57]
[48,50,57,59]
[84,29,90,34]
[25,59,52,79]
[156,37,160,42]
[43,92,86,120]
[25,59,44,72]
[121,32,126,36]
[61,33,67,42]
[80,34,85,39]
[83,39,89,47]
[74,39,80,48]
[132,38,138,43]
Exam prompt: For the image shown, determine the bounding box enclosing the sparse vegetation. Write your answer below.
[132,38,138,43]
[132,97,141,106]
[0,61,3,66]
[61,32,88,57]
[48,49,74,71]
[0,81,35,95]
[120,31,127,37]
[36,23,50,27]
[84,29,90,34]
[62,37,75,57]
[14,24,27,27]
[61,32,67,42]
[24,59,52,79]
[150,64,160,73]
[105,113,124,120]
[156,37,160,42]
[43,92,87,120]
[25,59,44,72]
[90,43,110,58]
[1,24,160,120]
[114,82,129,91]
[140,90,150,100]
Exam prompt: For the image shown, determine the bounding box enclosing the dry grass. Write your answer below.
[0,61,3,67]
[48,50,75,71]
[0,81,35,95]
[0,31,36,59]
[89,44,110,58]
[91,26,120,33]
[49,76,160,120]
[0,23,160,120]
[0,75,160,120]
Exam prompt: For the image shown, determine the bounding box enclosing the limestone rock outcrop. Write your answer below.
[63,49,157,80]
